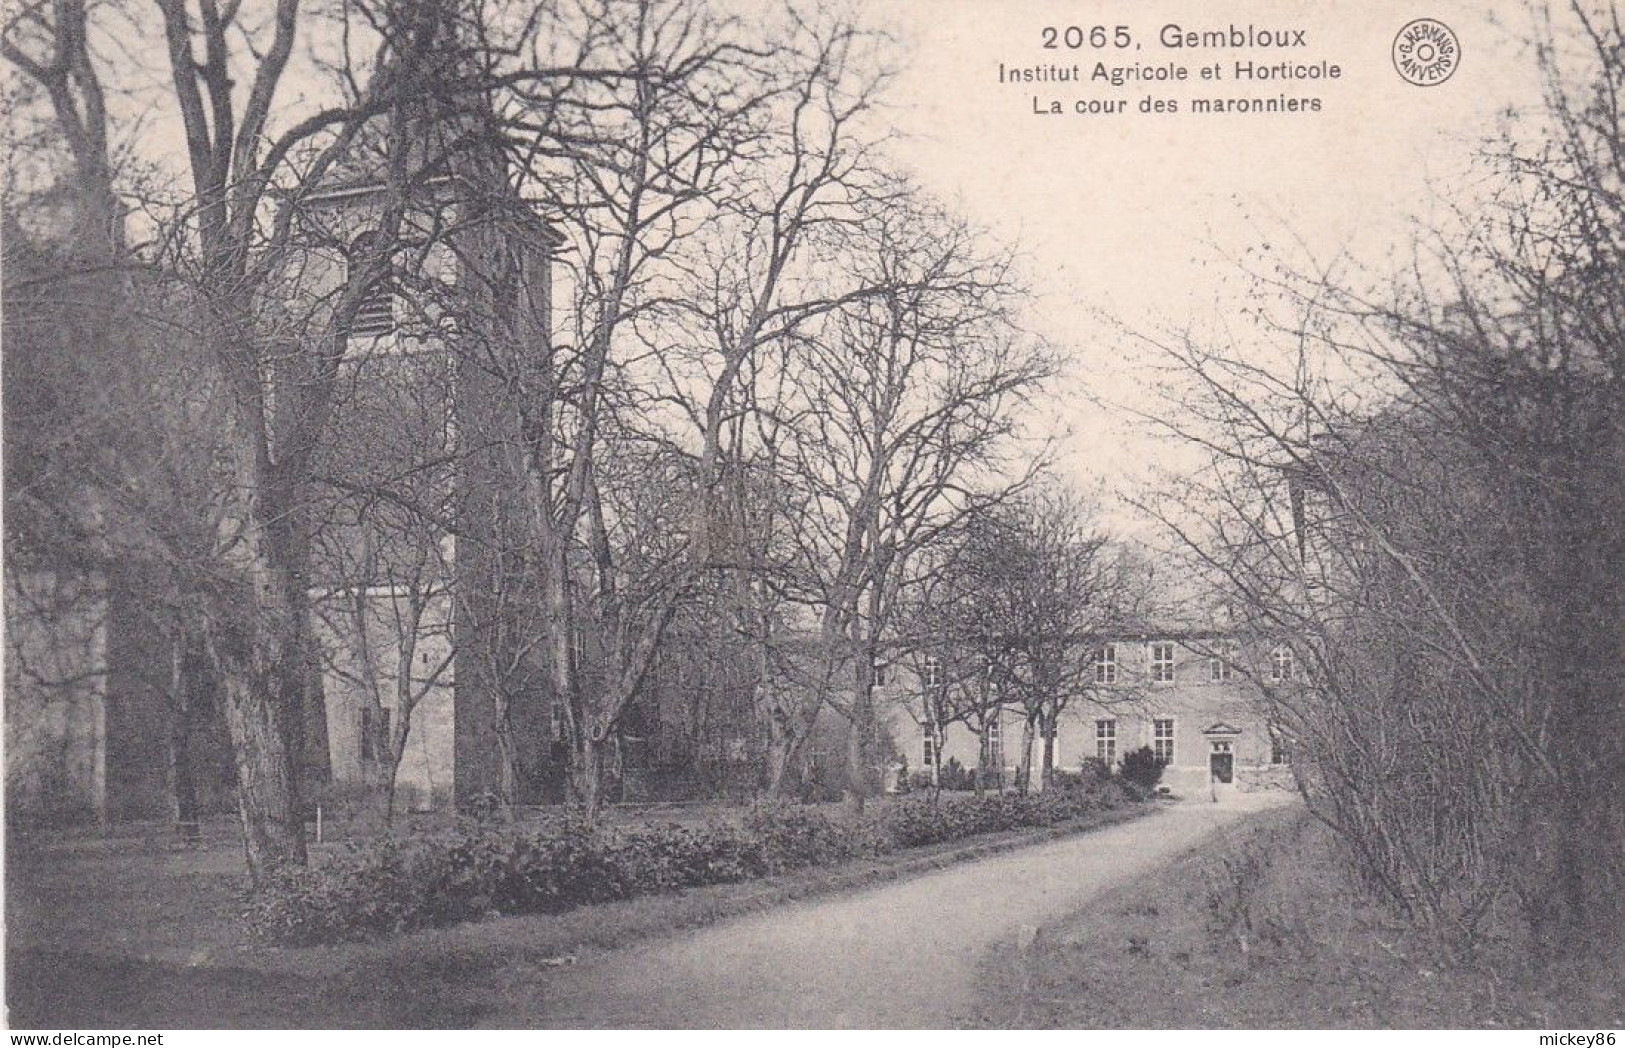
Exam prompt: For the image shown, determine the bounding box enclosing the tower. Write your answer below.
[298,33,565,809]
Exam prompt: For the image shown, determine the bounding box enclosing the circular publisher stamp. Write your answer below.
[1392,19,1461,86]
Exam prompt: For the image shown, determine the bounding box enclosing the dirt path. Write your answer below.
[499,795,1294,1028]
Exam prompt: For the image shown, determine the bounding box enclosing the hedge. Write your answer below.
[245,778,1141,946]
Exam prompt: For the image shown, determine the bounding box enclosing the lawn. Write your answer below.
[6,795,1150,1028]
[972,807,1625,1029]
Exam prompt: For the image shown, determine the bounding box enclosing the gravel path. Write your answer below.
[500,794,1294,1028]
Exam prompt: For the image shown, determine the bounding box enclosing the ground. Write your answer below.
[972,806,1625,1029]
[5,796,1181,1028]
[21,792,1607,1029]
[492,796,1284,1027]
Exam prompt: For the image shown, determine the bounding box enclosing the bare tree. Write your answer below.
[5,0,590,877]
[766,198,1055,808]
[1134,0,1625,954]
[506,3,929,815]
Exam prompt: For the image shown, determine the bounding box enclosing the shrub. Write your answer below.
[882,779,1119,849]
[937,757,977,792]
[1120,746,1165,792]
[1077,757,1114,783]
[744,806,879,871]
[1050,767,1100,792]
[907,757,977,792]
[247,775,1142,945]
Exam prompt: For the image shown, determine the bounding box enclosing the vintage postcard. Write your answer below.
[4,0,1622,1034]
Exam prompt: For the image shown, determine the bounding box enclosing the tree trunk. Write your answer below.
[168,718,200,829]
[845,654,875,814]
[385,704,413,825]
[765,679,826,800]
[928,715,942,792]
[845,715,867,815]
[573,733,605,819]
[974,720,988,799]
[766,723,795,798]
[206,473,319,882]
[1040,710,1057,789]
[1015,714,1036,795]
[540,515,580,812]
[167,637,200,842]
[301,649,332,791]
[212,634,307,883]
[493,691,519,811]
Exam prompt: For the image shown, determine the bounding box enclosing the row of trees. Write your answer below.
[3,0,1109,881]
[900,489,1151,795]
[1142,0,1624,955]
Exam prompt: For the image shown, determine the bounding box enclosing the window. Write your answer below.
[872,661,888,687]
[1271,645,1294,682]
[983,715,1004,769]
[358,705,392,763]
[1153,718,1175,765]
[1150,642,1176,683]
[922,725,936,768]
[346,230,395,337]
[922,656,942,688]
[1270,727,1291,765]
[1209,642,1234,682]
[1094,644,1117,684]
[1095,718,1117,764]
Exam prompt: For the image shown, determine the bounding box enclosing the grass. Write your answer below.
[971,807,1625,1029]
[6,799,1152,1028]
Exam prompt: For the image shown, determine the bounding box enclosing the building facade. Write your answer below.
[901,632,1296,797]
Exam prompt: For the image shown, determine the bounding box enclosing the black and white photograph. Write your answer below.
[2,0,1623,1033]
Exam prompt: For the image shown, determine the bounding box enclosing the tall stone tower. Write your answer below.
[300,3,564,809]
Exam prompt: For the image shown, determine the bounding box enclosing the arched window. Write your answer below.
[346,229,394,337]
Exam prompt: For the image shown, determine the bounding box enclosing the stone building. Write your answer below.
[899,630,1296,798]
[3,115,563,822]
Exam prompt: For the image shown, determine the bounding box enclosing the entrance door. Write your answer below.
[1209,751,1234,784]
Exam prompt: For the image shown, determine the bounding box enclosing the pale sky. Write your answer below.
[861,0,1552,532]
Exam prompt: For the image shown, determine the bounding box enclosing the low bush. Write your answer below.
[1076,757,1114,783]
[246,776,1139,946]
[1120,745,1165,792]
[745,806,883,870]
[939,757,977,791]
